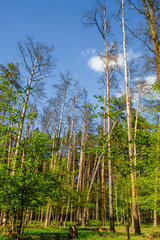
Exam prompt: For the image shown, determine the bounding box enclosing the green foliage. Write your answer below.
[0,132,54,211]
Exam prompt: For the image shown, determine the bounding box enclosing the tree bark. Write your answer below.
[142,0,160,85]
[154,117,160,227]
[12,56,38,174]
[122,0,141,235]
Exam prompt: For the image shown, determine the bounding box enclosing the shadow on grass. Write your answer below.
[21,232,69,240]
[21,227,127,240]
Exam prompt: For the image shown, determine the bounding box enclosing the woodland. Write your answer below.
[0,0,160,239]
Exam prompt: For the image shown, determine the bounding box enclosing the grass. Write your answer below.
[0,221,160,239]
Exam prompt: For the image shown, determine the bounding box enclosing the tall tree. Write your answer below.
[13,37,55,172]
[83,0,115,231]
[127,0,160,86]
[122,0,141,235]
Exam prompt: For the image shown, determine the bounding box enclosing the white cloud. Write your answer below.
[127,49,141,61]
[87,49,141,72]
[87,53,124,72]
[87,56,105,72]
[109,53,124,68]
[117,53,124,67]
[145,75,156,86]
[109,50,140,69]
[132,75,156,103]
[80,48,97,58]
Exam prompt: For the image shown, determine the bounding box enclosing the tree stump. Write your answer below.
[68,225,78,239]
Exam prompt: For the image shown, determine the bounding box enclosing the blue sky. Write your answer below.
[0,0,146,105]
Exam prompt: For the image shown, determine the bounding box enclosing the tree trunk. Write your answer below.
[77,91,87,224]
[142,0,160,86]
[115,182,119,227]
[13,57,38,174]
[96,169,100,221]
[45,203,51,228]
[81,118,118,226]
[45,90,62,134]
[154,117,160,227]
[105,41,114,232]
[122,0,140,235]
[40,207,44,223]
[58,100,73,159]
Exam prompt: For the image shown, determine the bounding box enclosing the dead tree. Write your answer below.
[13,36,55,172]
[83,1,115,232]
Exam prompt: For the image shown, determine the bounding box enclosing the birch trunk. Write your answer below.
[8,97,17,169]
[154,117,160,227]
[102,70,107,226]
[22,93,39,164]
[105,40,114,232]
[70,131,76,223]
[12,57,38,173]
[58,100,73,159]
[76,115,86,191]
[82,118,118,225]
[122,0,140,235]
[96,168,100,221]
[66,95,77,169]
[76,92,87,224]
[64,92,78,226]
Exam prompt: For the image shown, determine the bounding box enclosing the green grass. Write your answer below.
[0,221,160,240]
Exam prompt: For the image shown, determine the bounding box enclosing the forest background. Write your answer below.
[0,0,160,239]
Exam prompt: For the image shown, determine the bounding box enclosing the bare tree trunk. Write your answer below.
[77,91,87,224]
[102,79,106,226]
[66,95,77,169]
[82,153,103,225]
[105,41,114,232]
[45,203,51,228]
[133,88,142,227]
[133,88,141,167]
[64,197,70,227]
[8,98,16,169]
[77,113,86,190]
[22,93,39,164]
[24,209,30,227]
[154,117,160,227]
[53,77,69,170]
[115,182,119,227]
[30,210,33,224]
[56,79,68,141]
[64,93,77,226]
[86,156,91,224]
[122,0,140,235]
[154,168,158,228]
[126,179,130,240]
[51,114,57,170]
[12,57,38,173]
[81,118,118,226]
[45,90,62,134]
[70,131,76,223]
[96,169,100,221]
[40,207,44,223]
[62,119,71,160]
[58,100,73,159]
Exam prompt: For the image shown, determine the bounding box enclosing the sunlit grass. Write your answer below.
[0,221,160,239]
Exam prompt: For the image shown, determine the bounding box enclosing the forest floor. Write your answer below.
[0,221,160,240]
